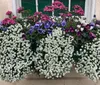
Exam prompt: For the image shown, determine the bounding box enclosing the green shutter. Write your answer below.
[38,0,52,16]
[22,0,36,15]
[71,0,85,11]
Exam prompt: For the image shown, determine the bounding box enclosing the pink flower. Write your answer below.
[74,5,81,9]
[9,19,15,25]
[17,7,24,13]
[59,13,67,18]
[6,11,12,15]
[34,12,42,16]
[12,16,17,19]
[73,5,84,15]
[41,14,50,21]
[66,12,72,17]
[85,25,90,30]
[2,18,15,25]
[52,1,67,10]
[44,6,54,12]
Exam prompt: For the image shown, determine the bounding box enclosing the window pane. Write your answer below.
[54,0,69,16]
[22,0,36,15]
[38,0,52,16]
[71,0,85,11]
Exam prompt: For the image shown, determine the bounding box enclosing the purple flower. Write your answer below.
[0,27,7,31]
[38,29,45,34]
[22,34,26,40]
[47,29,52,35]
[28,26,35,34]
[57,23,61,27]
[34,23,40,29]
[69,27,74,32]
[77,31,81,36]
[52,22,57,27]
[61,20,66,27]
[65,29,69,33]
[44,22,50,29]
[0,21,2,25]
[89,32,96,38]
[28,28,34,34]
[61,28,65,31]
[90,22,95,26]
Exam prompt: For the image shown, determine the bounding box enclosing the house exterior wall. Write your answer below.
[96,0,100,19]
[0,0,100,85]
[0,0,13,20]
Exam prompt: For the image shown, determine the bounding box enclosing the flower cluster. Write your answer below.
[58,16,99,44]
[52,1,67,10]
[2,18,16,26]
[1,0,100,82]
[0,24,34,82]
[6,11,12,15]
[44,1,67,12]
[33,28,74,78]
[17,7,24,13]
[73,5,84,15]
[29,20,53,35]
[74,38,100,82]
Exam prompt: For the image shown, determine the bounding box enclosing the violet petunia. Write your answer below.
[61,20,66,27]
[44,22,50,29]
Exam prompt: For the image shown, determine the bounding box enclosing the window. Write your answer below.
[12,0,96,22]
[71,0,85,11]
[22,0,36,15]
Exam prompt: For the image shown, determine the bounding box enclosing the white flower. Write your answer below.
[77,25,81,28]
[75,39,100,82]
[96,24,100,28]
[0,23,34,82]
[90,26,94,30]
[33,28,74,79]
[80,27,84,31]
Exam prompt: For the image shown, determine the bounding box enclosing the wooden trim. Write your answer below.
[68,0,71,11]
[85,0,96,22]
[35,0,38,12]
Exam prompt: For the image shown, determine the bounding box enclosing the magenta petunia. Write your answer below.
[44,6,54,12]
[41,14,50,21]
[66,12,72,17]
[2,18,15,25]
[17,7,24,13]
[12,16,17,19]
[6,11,12,15]
[34,12,42,16]
[73,5,84,15]
[52,1,67,10]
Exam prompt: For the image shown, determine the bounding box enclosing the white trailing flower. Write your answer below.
[0,24,34,82]
[33,28,74,79]
[75,38,100,82]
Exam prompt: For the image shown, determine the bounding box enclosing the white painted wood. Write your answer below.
[12,0,17,16]
[36,0,38,12]
[12,0,21,16]
[85,0,96,22]
[52,0,54,17]
[68,0,71,11]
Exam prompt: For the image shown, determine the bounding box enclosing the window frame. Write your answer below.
[12,0,96,22]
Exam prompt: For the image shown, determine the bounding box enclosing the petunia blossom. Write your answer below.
[6,11,12,15]
[44,6,54,12]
